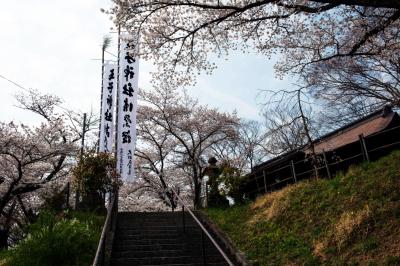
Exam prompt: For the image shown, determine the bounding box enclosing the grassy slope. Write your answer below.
[205,151,400,265]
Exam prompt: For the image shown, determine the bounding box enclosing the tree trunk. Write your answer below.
[0,228,8,250]
[0,201,16,251]
[193,179,201,209]
[0,182,16,216]
[297,90,319,178]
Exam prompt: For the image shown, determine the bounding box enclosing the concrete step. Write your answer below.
[113,238,187,246]
[111,249,188,259]
[115,235,185,241]
[117,220,196,225]
[116,228,181,234]
[113,243,186,252]
[117,225,182,230]
[110,212,230,266]
[114,229,203,238]
[110,255,226,265]
[112,245,222,257]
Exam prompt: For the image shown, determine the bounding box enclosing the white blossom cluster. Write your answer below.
[122,86,240,208]
[106,1,400,90]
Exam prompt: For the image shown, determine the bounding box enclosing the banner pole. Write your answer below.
[115,25,121,164]
[97,42,106,153]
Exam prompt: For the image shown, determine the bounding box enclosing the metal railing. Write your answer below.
[92,189,118,266]
[169,187,234,266]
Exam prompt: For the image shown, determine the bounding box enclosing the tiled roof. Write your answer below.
[310,112,395,154]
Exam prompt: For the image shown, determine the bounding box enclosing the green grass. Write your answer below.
[205,151,400,265]
[0,210,104,266]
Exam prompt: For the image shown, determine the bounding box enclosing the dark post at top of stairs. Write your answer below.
[110,212,230,266]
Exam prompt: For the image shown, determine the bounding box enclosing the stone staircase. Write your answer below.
[110,212,230,266]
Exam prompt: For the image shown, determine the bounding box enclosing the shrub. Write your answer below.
[72,152,121,195]
[41,183,70,212]
[219,163,247,204]
[0,210,104,266]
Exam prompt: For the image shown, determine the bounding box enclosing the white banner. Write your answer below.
[117,34,139,182]
[99,63,116,153]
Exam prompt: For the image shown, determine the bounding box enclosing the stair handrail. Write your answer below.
[93,189,118,266]
[169,187,235,266]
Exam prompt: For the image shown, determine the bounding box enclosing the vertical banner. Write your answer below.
[99,63,116,153]
[117,34,139,182]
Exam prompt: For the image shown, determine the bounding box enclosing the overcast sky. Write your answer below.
[0,0,294,125]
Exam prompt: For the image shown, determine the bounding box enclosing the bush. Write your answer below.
[0,210,104,266]
[41,183,70,212]
[72,152,121,196]
[219,163,247,204]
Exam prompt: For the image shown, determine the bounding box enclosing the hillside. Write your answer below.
[205,151,400,265]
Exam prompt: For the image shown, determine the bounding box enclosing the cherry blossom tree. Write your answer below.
[0,121,75,249]
[107,0,400,130]
[133,105,181,209]
[107,1,400,89]
[0,89,98,249]
[15,89,99,148]
[132,87,239,208]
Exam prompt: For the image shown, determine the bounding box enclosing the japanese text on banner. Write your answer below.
[99,63,116,153]
[117,34,139,182]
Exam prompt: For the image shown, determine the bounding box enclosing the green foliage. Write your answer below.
[354,237,378,253]
[41,184,69,212]
[384,256,400,266]
[205,206,318,265]
[0,210,104,266]
[72,152,121,195]
[205,151,400,265]
[219,163,247,204]
[247,221,318,265]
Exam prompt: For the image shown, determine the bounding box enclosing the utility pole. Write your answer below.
[81,113,87,157]
[75,113,87,209]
